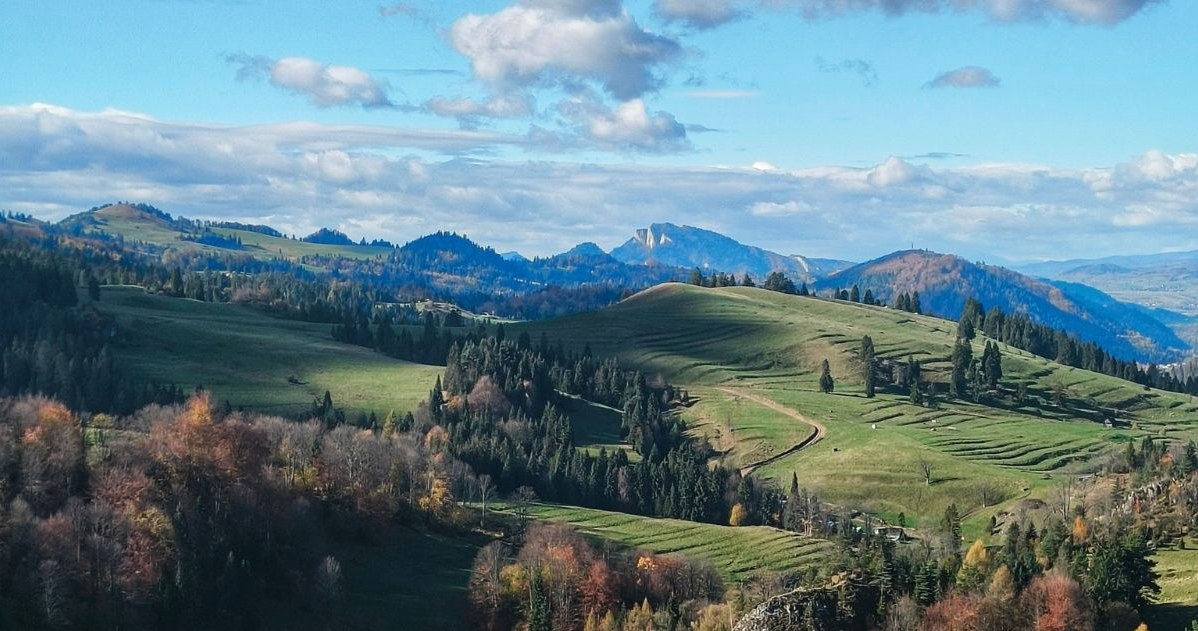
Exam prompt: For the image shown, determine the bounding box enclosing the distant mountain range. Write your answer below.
[817,250,1188,362]
[609,223,853,282]
[21,202,1193,362]
[1017,251,1198,318]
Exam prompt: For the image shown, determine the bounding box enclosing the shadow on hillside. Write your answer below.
[1145,602,1198,629]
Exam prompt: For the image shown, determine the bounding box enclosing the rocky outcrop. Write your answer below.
[733,575,879,631]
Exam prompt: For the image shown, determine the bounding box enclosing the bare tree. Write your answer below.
[1049,477,1075,520]
[919,459,933,486]
[515,485,538,533]
[478,474,496,528]
[978,481,997,508]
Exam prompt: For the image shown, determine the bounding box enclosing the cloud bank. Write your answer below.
[2,104,1195,261]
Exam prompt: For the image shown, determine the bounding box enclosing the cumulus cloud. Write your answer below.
[815,56,878,87]
[657,0,1157,27]
[924,66,1001,89]
[448,0,681,100]
[228,55,398,109]
[558,97,690,152]
[3,104,1197,260]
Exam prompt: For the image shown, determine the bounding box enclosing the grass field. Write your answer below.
[259,527,480,631]
[333,529,480,631]
[98,286,441,418]
[78,204,393,263]
[1146,542,1198,629]
[558,393,641,461]
[513,283,1198,536]
[490,502,834,583]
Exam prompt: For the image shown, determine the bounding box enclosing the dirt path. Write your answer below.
[716,386,828,475]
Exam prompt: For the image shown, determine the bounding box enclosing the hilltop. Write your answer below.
[514,283,1198,534]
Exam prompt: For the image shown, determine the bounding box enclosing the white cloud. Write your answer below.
[750,200,812,216]
[866,156,932,187]
[559,97,690,152]
[448,0,681,100]
[2,104,1197,260]
[924,66,1001,89]
[228,55,396,109]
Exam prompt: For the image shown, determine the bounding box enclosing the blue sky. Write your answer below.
[2,0,1195,261]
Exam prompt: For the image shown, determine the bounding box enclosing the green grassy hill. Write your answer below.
[97,286,440,418]
[68,203,392,262]
[513,283,1198,535]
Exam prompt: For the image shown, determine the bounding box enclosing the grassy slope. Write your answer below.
[490,502,834,583]
[513,283,1198,536]
[259,528,480,631]
[1145,541,1198,629]
[98,286,441,418]
[80,204,392,262]
[559,393,641,462]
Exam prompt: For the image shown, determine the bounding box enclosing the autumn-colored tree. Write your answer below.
[957,538,992,593]
[1072,515,1090,544]
[693,603,733,631]
[729,503,748,526]
[986,565,1017,603]
[1020,569,1095,631]
[623,598,655,631]
[20,400,84,515]
[920,594,981,631]
[579,559,619,619]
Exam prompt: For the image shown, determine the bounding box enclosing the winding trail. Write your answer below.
[716,387,828,475]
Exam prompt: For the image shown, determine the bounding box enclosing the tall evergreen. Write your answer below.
[861,336,876,398]
[819,359,835,394]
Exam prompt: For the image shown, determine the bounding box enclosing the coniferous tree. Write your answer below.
[861,336,876,398]
[819,359,834,394]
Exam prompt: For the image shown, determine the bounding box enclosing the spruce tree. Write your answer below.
[861,336,876,398]
[819,359,834,394]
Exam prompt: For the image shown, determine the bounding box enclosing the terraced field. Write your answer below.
[513,283,1198,534]
[491,502,834,582]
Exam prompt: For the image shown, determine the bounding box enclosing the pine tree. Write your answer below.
[819,359,834,394]
[861,336,876,398]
